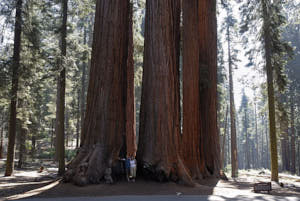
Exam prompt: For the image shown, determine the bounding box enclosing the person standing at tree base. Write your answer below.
[129,157,137,182]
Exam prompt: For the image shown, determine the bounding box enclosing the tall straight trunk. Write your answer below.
[55,0,68,176]
[262,1,279,182]
[290,93,296,174]
[31,135,36,158]
[138,0,193,185]
[80,27,88,146]
[221,106,228,170]
[65,0,136,186]
[228,27,238,177]
[182,0,220,179]
[5,0,22,177]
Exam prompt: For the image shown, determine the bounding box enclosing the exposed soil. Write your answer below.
[0,159,300,200]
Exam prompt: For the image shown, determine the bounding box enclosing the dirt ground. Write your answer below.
[0,159,300,200]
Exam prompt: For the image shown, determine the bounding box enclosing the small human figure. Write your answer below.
[129,157,137,182]
[125,158,131,181]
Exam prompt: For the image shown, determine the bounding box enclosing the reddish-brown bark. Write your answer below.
[126,4,137,159]
[137,0,193,185]
[182,0,220,179]
[65,0,135,186]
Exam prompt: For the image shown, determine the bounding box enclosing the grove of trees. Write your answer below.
[0,0,300,187]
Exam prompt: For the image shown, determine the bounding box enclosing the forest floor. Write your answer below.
[0,159,300,200]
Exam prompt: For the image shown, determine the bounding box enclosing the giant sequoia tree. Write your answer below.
[137,0,193,185]
[65,0,136,186]
[182,0,220,179]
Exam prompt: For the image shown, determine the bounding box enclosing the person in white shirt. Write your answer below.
[129,157,137,182]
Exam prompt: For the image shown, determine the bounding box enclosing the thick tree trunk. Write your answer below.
[290,93,296,174]
[137,0,193,185]
[5,0,22,177]
[182,0,220,179]
[55,0,68,176]
[262,1,279,182]
[65,0,136,186]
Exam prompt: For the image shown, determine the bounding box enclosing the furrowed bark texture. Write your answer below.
[5,0,22,177]
[182,0,220,179]
[66,0,135,186]
[126,5,137,158]
[137,0,193,185]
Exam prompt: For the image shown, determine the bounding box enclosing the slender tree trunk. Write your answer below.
[5,0,23,176]
[0,122,4,159]
[245,109,250,169]
[182,0,220,179]
[17,122,26,169]
[65,0,136,186]
[51,119,54,149]
[261,116,264,168]
[76,90,80,148]
[31,135,36,158]
[290,92,296,174]
[228,31,238,177]
[65,109,69,148]
[221,106,228,170]
[55,0,68,176]
[80,27,87,146]
[262,1,279,182]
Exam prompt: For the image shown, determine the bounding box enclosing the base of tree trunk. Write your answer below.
[137,157,195,187]
[64,145,123,186]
